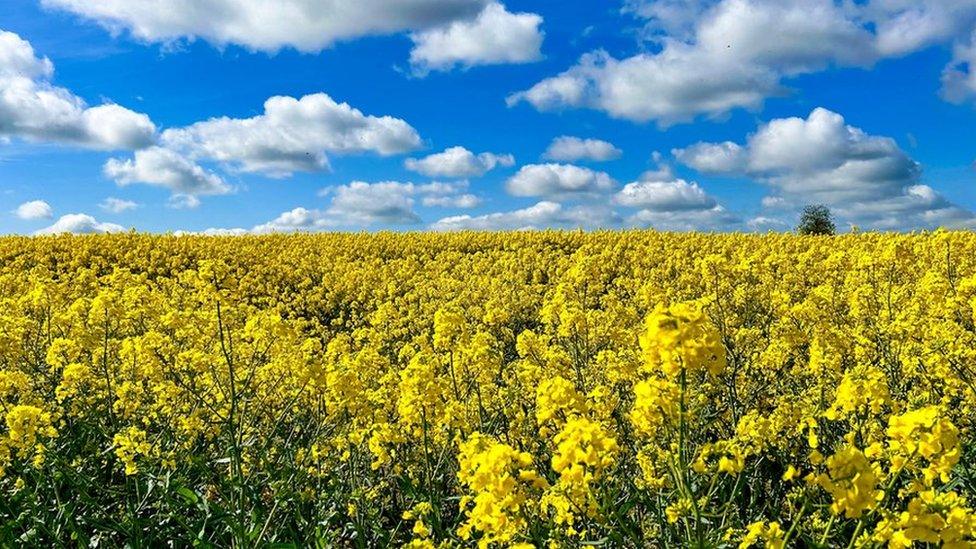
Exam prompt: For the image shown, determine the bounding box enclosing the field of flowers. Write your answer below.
[0,231,973,547]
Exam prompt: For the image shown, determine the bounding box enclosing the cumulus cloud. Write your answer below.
[413,181,480,207]
[865,1,976,57]
[252,207,331,234]
[509,0,872,125]
[611,162,741,231]
[422,193,481,208]
[621,0,710,41]
[99,197,139,213]
[161,93,421,177]
[104,146,231,197]
[434,159,739,232]
[431,200,619,231]
[0,30,156,149]
[941,30,976,104]
[42,0,492,53]
[542,136,622,162]
[35,213,126,235]
[505,163,614,198]
[253,180,477,232]
[326,180,482,223]
[405,146,514,177]
[14,199,53,220]
[324,181,423,225]
[615,178,717,211]
[674,107,976,229]
[506,48,779,125]
[410,3,544,73]
[760,195,789,210]
[747,215,789,231]
[197,227,250,236]
[627,205,741,231]
[510,0,976,124]
[672,141,747,173]
[167,194,202,210]
[0,31,54,78]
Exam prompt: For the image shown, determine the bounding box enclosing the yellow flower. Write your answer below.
[639,301,726,378]
[535,376,586,430]
[456,433,540,547]
[666,498,694,524]
[739,521,785,549]
[113,426,152,476]
[543,417,618,527]
[693,441,746,476]
[630,378,679,438]
[886,406,960,485]
[873,490,976,547]
[816,445,884,518]
[5,405,57,452]
[826,364,890,420]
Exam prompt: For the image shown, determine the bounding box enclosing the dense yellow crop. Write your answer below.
[0,231,974,547]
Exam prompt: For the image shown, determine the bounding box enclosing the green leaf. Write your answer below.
[176,487,199,505]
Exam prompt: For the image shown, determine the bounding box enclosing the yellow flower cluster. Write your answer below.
[740,520,785,549]
[456,433,543,547]
[815,445,885,518]
[0,231,971,547]
[874,490,976,548]
[640,301,726,377]
[542,417,618,528]
[887,406,961,484]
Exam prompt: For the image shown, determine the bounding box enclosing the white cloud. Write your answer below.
[325,181,422,225]
[431,200,619,230]
[254,180,477,232]
[622,0,710,41]
[422,193,481,208]
[0,31,53,78]
[414,181,479,207]
[672,141,746,173]
[866,1,976,57]
[172,227,249,236]
[14,199,53,220]
[505,163,615,198]
[627,205,741,232]
[35,213,126,235]
[611,162,741,231]
[0,30,156,149]
[99,197,139,213]
[405,146,514,177]
[510,0,976,124]
[167,194,202,210]
[42,0,492,53]
[747,215,789,231]
[941,29,976,104]
[760,195,789,210]
[104,146,231,197]
[252,207,330,234]
[693,0,877,69]
[542,136,621,162]
[410,2,544,72]
[509,0,873,125]
[615,178,717,211]
[506,48,779,126]
[674,107,976,229]
[161,93,421,177]
[197,227,250,236]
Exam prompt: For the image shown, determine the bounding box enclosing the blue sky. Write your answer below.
[1,0,975,234]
